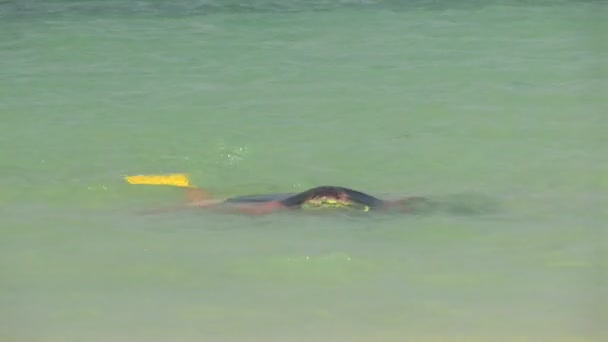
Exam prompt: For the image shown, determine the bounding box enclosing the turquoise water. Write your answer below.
[1,0,607,340]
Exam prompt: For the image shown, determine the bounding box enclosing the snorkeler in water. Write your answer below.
[127,174,493,216]
[183,185,430,215]
[125,174,432,215]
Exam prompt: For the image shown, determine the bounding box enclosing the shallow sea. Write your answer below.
[1,0,607,340]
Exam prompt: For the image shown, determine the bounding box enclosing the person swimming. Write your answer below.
[185,185,429,215]
[127,174,494,216]
[125,174,431,215]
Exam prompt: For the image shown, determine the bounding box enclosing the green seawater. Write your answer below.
[1,0,607,340]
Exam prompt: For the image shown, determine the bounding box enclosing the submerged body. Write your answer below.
[187,186,427,215]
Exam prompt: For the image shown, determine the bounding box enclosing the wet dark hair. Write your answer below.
[280,186,384,209]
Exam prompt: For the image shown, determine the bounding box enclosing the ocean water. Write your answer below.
[1,0,607,340]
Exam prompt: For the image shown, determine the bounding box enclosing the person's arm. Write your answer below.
[139,187,221,214]
[186,199,225,208]
[185,187,290,214]
[185,187,235,208]
[227,201,286,215]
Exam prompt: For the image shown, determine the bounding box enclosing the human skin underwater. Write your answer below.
[126,174,496,216]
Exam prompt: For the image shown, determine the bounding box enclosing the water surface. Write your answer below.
[1,0,607,340]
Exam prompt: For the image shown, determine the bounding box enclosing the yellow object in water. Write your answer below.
[125,174,190,187]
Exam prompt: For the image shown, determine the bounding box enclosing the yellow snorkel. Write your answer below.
[124,173,191,187]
